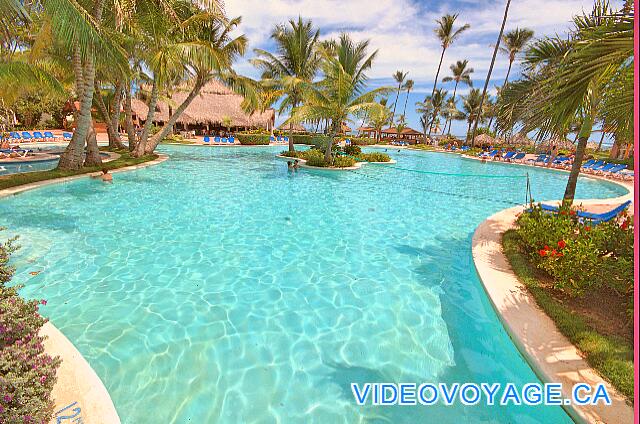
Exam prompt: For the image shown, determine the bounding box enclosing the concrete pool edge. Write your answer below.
[41,322,121,424]
[0,153,168,198]
[471,181,634,424]
[1,153,169,423]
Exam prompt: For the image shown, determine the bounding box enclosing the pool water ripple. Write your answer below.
[1,146,626,423]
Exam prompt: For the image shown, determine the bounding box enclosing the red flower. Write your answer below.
[551,249,558,256]
[557,240,566,249]
[40,299,47,306]
[621,219,629,230]
[544,245,550,251]
[539,249,547,257]
[570,210,576,216]
[585,226,591,232]
[556,252,564,257]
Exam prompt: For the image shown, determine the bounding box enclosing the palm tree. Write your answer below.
[499,28,534,87]
[389,70,408,125]
[470,0,511,146]
[496,1,633,203]
[291,34,390,162]
[252,17,320,152]
[417,89,447,142]
[462,88,483,142]
[429,13,469,138]
[442,60,473,135]
[401,79,414,119]
[367,102,391,143]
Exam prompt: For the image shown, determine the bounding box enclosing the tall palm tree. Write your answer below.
[367,102,391,143]
[291,34,390,162]
[462,88,483,142]
[470,0,511,146]
[496,1,632,203]
[499,27,534,87]
[430,13,469,125]
[252,17,320,152]
[389,70,408,126]
[418,88,447,142]
[401,79,414,119]
[442,60,473,135]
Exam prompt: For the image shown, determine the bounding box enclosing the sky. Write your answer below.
[224,0,610,138]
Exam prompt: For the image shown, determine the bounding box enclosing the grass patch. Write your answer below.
[502,229,634,401]
[0,149,159,190]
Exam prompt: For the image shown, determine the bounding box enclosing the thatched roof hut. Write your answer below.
[131,81,275,132]
[277,122,307,133]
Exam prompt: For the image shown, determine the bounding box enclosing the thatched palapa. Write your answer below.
[131,81,275,133]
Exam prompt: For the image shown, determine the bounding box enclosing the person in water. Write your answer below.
[293,160,300,170]
[93,168,113,183]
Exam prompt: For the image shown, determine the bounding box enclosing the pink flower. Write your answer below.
[40,299,47,306]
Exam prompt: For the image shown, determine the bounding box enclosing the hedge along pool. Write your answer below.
[1,146,627,423]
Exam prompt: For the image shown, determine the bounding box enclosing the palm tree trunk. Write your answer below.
[124,86,137,151]
[135,78,159,156]
[488,59,514,131]
[595,130,606,152]
[401,87,411,118]
[84,123,102,166]
[427,48,447,137]
[93,80,124,150]
[109,79,125,148]
[57,0,105,170]
[390,83,402,125]
[288,101,297,153]
[446,81,459,136]
[563,116,594,204]
[146,78,206,154]
[465,120,473,143]
[471,0,511,147]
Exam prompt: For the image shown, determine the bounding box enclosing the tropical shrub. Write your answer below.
[515,204,633,296]
[1,231,60,423]
[356,152,391,162]
[300,149,327,167]
[343,145,362,156]
[332,156,356,168]
[350,137,377,146]
[236,134,270,145]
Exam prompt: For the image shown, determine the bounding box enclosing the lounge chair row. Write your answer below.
[580,159,632,180]
[478,149,526,162]
[8,131,73,142]
[390,140,409,146]
[270,136,290,143]
[447,145,471,152]
[204,136,236,144]
[539,200,631,225]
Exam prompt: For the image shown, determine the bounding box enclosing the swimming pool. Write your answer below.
[0,158,59,175]
[1,146,626,423]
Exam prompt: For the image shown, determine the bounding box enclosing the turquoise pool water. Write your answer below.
[1,146,626,423]
[0,158,59,175]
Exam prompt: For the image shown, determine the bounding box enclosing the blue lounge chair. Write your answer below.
[540,200,631,224]
[9,131,21,141]
[589,161,610,172]
[592,163,616,174]
[32,131,45,141]
[204,136,211,143]
[214,136,221,143]
[21,131,34,140]
[583,160,604,170]
[228,136,235,143]
[581,159,596,168]
[528,154,546,163]
[606,164,627,176]
[43,131,56,141]
[221,137,228,143]
[63,132,73,140]
[502,151,516,161]
[511,152,526,162]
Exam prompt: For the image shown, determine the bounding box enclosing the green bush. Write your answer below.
[332,156,356,168]
[515,204,633,296]
[300,149,327,167]
[1,231,60,423]
[350,137,377,146]
[236,134,270,145]
[356,152,391,162]
[344,145,362,156]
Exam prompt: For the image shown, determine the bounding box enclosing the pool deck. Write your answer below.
[472,177,634,424]
[1,154,169,424]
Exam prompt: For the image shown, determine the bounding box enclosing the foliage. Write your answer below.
[332,155,356,168]
[299,149,326,167]
[350,137,377,146]
[236,134,270,145]
[355,152,391,162]
[12,91,65,129]
[503,230,633,401]
[1,231,61,423]
[515,204,633,296]
[343,145,362,156]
